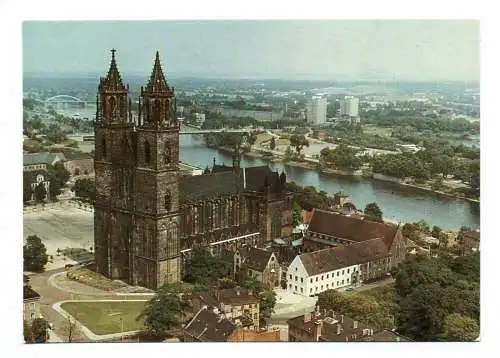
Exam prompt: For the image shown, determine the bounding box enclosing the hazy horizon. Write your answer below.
[23,20,479,82]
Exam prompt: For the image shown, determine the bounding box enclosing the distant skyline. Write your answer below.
[23,20,479,82]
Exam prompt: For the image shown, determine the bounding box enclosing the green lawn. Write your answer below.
[362,125,393,137]
[60,301,147,335]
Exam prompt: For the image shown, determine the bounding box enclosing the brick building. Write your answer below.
[93,50,292,290]
[303,209,407,266]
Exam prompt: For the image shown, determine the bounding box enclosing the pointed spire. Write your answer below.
[145,51,171,94]
[101,49,126,92]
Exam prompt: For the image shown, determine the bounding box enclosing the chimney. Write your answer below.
[353,321,358,329]
[236,288,240,296]
[248,290,253,296]
[337,324,342,335]
[396,337,401,342]
[313,320,323,341]
[303,313,312,323]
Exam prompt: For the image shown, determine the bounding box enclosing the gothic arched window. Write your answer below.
[144,140,151,165]
[101,137,107,161]
[164,192,171,211]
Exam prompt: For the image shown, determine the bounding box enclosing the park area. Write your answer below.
[60,301,147,335]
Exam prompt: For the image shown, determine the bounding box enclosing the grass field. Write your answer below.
[60,301,147,335]
[362,125,393,137]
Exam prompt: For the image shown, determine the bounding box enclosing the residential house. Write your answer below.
[191,286,260,330]
[361,329,411,342]
[287,309,374,342]
[286,238,391,296]
[303,209,407,267]
[23,152,66,202]
[241,247,282,288]
[23,152,66,172]
[23,285,41,322]
[220,247,282,288]
[183,308,281,342]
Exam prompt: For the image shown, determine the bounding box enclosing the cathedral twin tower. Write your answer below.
[94,50,182,288]
[93,50,293,290]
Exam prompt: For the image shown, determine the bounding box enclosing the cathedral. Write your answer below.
[93,50,293,289]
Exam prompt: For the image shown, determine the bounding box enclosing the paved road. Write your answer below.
[28,268,153,343]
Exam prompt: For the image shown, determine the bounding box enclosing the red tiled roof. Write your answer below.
[299,238,390,276]
[308,209,398,244]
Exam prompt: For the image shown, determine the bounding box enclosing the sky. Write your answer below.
[23,20,479,82]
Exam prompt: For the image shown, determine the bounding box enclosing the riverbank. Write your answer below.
[205,143,480,205]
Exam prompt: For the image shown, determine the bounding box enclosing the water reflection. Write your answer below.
[179,134,479,230]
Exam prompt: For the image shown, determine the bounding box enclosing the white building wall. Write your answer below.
[340,96,359,118]
[286,256,361,297]
[307,96,327,125]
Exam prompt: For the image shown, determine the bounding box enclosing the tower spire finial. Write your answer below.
[111,48,116,58]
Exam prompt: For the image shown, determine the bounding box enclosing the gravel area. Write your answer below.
[23,204,93,256]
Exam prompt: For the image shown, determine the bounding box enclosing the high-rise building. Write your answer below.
[339,96,360,121]
[307,96,327,125]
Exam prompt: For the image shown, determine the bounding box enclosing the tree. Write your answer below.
[184,247,224,286]
[431,225,442,238]
[73,178,96,202]
[217,278,237,289]
[364,202,383,222]
[23,235,48,272]
[442,313,479,341]
[23,173,33,203]
[259,290,277,326]
[284,146,294,161]
[45,123,66,143]
[62,315,79,342]
[47,162,70,201]
[289,134,309,155]
[31,318,49,343]
[398,283,446,341]
[292,201,302,227]
[34,182,47,203]
[269,137,276,150]
[137,288,190,337]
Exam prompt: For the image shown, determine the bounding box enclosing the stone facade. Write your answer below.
[93,50,292,290]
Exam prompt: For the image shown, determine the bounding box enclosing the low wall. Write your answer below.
[372,173,404,184]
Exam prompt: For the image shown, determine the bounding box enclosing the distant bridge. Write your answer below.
[45,95,92,104]
[69,128,258,141]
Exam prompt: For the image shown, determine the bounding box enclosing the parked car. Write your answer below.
[64,264,74,269]
[345,287,355,292]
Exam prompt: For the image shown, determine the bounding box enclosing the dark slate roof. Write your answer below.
[243,166,284,193]
[183,308,236,342]
[23,152,66,166]
[191,291,219,308]
[179,171,242,202]
[308,209,398,244]
[23,285,41,300]
[299,238,390,276]
[288,310,372,342]
[361,330,411,342]
[244,247,274,272]
[218,287,260,306]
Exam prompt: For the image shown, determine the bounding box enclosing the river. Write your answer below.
[180,134,480,231]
